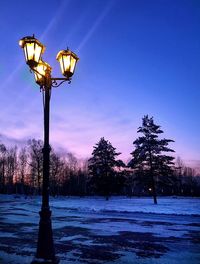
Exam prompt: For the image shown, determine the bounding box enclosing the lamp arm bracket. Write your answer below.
[51,77,71,87]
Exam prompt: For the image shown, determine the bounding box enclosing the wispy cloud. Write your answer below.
[0,133,27,147]
[40,0,71,42]
[76,0,115,52]
[49,106,137,159]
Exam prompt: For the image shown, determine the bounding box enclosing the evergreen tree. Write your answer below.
[88,137,122,199]
[128,115,175,204]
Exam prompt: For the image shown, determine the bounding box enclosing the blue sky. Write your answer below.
[0,0,200,168]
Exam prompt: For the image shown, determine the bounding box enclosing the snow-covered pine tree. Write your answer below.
[88,137,122,200]
[128,115,175,204]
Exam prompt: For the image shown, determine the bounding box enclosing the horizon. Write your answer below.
[0,132,199,173]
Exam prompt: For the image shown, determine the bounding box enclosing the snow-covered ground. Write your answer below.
[50,196,200,216]
[0,195,200,263]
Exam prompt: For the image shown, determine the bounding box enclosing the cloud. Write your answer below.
[49,106,138,159]
[1,106,199,170]
[40,0,71,42]
[0,133,27,147]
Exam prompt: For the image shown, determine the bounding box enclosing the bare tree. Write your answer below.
[5,146,18,193]
[50,150,65,196]
[18,147,28,194]
[27,139,43,194]
[0,144,7,193]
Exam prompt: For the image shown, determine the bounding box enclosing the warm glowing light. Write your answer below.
[19,40,23,47]
[26,43,34,61]
[34,45,42,63]
[19,35,45,68]
[34,61,51,86]
[56,49,79,78]
[70,57,76,73]
[63,55,71,73]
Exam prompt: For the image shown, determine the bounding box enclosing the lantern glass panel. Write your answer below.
[26,43,35,61]
[63,55,71,73]
[34,63,45,83]
[34,45,42,63]
[58,56,64,75]
[33,61,50,85]
[70,56,76,74]
[59,56,65,75]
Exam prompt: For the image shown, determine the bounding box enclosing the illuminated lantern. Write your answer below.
[33,61,51,86]
[19,35,45,68]
[56,48,79,78]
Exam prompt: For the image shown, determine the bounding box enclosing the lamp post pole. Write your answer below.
[32,70,58,264]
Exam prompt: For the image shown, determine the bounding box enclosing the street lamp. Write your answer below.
[19,35,79,264]
[19,35,45,68]
[56,49,79,77]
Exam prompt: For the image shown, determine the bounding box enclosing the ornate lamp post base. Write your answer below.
[31,209,59,264]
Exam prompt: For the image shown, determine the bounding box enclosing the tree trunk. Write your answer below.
[151,176,157,204]
[149,149,157,205]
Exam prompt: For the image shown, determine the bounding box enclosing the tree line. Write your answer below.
[0,115,199,203]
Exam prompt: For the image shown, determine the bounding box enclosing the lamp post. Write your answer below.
[19,35,79,264]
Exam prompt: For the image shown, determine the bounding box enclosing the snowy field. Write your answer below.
[0,195,200,264]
